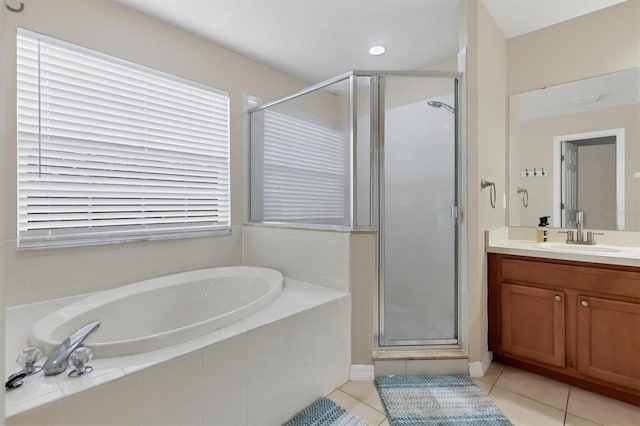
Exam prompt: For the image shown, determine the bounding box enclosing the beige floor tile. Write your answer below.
[379,418,390,426]
[567,387,640,426]
[472,378,494,395]
[495,366,570,410]
[489,387,565,426]
[328,389,386,426]
[476,361,505,385]
[339,380,386,414]
[564,413,603,426]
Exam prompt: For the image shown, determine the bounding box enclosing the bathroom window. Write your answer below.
[249,78,351,227]
[260,109,346,222]
[16,28,230,249]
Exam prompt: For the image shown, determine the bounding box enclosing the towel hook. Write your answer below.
[517,187,529,208]
[481,179,496,209]
[5,1,24,12]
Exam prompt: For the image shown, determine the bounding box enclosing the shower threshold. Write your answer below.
[373,347,468,361]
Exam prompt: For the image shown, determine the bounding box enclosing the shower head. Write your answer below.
[427,100,455,113]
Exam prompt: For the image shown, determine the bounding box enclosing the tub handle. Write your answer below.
[68,347,94,377]
[5,371,27,389]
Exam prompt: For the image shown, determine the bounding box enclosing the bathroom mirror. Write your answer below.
[508,67,640,231]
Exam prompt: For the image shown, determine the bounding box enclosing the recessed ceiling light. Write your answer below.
[368,46,386,56]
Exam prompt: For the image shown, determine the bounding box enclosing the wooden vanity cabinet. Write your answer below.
[499,283,566,368]
[576,295,640,391]
[488,253,640,405]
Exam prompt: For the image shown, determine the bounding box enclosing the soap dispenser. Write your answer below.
[537,216,550,242]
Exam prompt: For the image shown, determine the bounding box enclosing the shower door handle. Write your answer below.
[450,206,459,219]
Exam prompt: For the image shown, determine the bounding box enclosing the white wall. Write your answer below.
[349,232,376,365]
[507,0,640,95]
[460,0,508,365]
[1,0,311,306]
[0,2,6,423]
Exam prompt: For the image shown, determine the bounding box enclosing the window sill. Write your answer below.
[16,228,233,251]
[243,222,377,234]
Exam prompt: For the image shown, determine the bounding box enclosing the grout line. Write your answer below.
[488,380,496,395]
[339,382,387,416]
[487,364,505,394]
[492,383,569,415]
[564,386,571,425]
[335,385,388,422]
[562,388,607,426]
[567,413,605,426]
[494,365,505,390]
[490,365,575,415]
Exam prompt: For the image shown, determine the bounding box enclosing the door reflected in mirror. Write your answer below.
[557,129,623,230]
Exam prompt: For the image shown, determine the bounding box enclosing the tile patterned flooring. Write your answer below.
[328,362,640,426]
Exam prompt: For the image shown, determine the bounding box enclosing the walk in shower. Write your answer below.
[249,71,462,349]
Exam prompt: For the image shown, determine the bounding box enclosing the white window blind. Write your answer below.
[262,109,346,222]
[16,28,230,249]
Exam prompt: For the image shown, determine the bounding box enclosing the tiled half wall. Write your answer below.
[6,297,350,426]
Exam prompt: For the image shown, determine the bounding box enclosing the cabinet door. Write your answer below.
[501,283,565,367]
[577,296,640,390]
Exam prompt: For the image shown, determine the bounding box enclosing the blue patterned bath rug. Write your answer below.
[286,397,370,426]
[376,375,513,425]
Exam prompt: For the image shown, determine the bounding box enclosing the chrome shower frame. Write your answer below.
[248,70,465,351]
[373,72,463,349]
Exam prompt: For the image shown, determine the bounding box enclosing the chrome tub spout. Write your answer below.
[42,321,100,376]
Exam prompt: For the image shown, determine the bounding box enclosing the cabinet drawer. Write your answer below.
[500,257,640,297]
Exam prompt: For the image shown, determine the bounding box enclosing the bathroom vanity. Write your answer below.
[486,230,640,406]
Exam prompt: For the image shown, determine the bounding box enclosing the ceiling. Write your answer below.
[482,0,626,38]
[117,0,627,84]
[518,67,640,121]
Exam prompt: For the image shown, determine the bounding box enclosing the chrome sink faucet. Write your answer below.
[559,211,604,245]
[42,321,100,376]
[575,211,585,243]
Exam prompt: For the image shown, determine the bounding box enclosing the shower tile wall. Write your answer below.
[243,225,351,292]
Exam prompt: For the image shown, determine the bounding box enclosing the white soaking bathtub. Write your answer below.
[31,266,283,358]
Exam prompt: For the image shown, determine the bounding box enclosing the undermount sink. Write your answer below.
[532,242,627,255]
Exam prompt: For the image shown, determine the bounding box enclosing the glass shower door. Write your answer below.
[379,75,458,346]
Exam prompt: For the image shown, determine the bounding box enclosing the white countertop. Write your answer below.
[486,227,640,268]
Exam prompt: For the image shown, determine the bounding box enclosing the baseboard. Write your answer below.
[468,351,492,377]
[349,364,375,381]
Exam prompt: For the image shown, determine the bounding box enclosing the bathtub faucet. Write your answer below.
[42,321,100,376]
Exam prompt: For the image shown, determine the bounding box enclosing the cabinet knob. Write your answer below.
[581,300,589,307]
[554,295,562,302]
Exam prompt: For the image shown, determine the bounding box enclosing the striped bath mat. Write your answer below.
[286,397,370,426]
[376,375,513,425]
